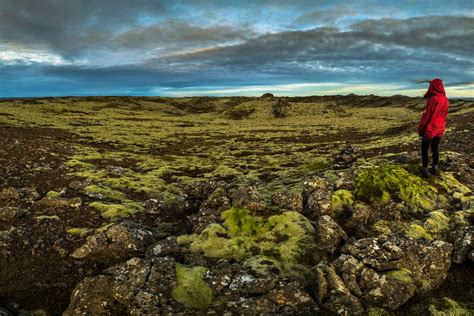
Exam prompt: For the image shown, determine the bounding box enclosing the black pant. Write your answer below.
[421,137,441,168]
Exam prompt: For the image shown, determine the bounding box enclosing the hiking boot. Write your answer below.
[430,166,440,176]
[420,168,430,179]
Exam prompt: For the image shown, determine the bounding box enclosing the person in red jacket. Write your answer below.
[418,78,449,177]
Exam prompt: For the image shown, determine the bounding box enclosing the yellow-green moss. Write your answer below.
[95,223,114,233]
[372,220,394,236]
[367,307,393,316]
[405,223,432,240]
[177,207,316,275]
[46,190,62,198]
[89,201,144,218]
[171,264,213,309]
[84,184,127,201]
[428,297,472,316]
[354,165,438,212]
[332,189,354,213]
[384,268,413,283]
[424,211,450,237]
[35,215,60,221]
[308,157,331,171]
[66,227,90,237]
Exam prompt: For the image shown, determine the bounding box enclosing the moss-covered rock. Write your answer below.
[331,189,353,214]
[383,268,413,283]
[428,297,473,316]
[354,165,439,212]
[171,264,213,309]
[424,211,450,238]
[177,207,316,276]
[405,223,432,240]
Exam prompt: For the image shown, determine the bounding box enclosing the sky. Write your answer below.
[0,0,473,98]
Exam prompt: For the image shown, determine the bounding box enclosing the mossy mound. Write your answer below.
[89,201,144,218]
[171,264,213,309]
[177,207,316,275]
[428,297,473,316]
[354,165,439,212]
[332,189,354,213]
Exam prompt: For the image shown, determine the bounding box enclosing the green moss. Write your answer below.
[428,297,472,316]
[35,215,60,221]
[367,307,393,316]
[384,268,413,283]
[354,164,439,212]
[46,190,62,198]
[89,201,144,218]
[424,211,450,237]
[406,223,432,240]
[372,220,394,236]
[66,227,90,237]
[95,223,114,233]
[84,184,127,201]
[171,264,213,309]
[177,207,316,275]
[307,157,331,171]
[332,189,354,213]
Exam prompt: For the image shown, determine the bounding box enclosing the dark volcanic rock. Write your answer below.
[315,215,348,254]
[453,225,474,263]
[71,221,156,263]
[302,176,333,221]
[64,257,178,315]
[331,236,453,310]
[334,145,360,169]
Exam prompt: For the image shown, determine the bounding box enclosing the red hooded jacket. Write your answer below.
[418,78,449,139]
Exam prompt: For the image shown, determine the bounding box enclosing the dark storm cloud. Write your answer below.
[0,0,473,97]
[150,15,473,84]
[0,0,167,55]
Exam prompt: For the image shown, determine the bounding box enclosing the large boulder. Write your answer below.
[71,221,156,263]
[312,262,364,315]
[331,236,453,310]
[64,257,179,315]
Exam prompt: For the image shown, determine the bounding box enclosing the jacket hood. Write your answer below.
[424,78,446,98]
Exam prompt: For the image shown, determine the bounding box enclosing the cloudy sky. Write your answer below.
[0,0,473,97]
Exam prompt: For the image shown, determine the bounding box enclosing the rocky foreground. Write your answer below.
[1,141,473,315]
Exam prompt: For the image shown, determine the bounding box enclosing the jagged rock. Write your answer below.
[188,185,232,233]
[231,186,266,212]
[334,145,360,169]
[0,206,28,221]
[271,191,303,212]
[453,226,474,263]
[312,262,364,315]
[0,187,20,205]
[315,215,347,254]
[341,203,375,237]
[331,236,453,310]
[64,257,178,315]
[71,221,156,263]
[37,196,81,209]
[302,176,333,220]
[229,270,279,294]
[334,170,355,190]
